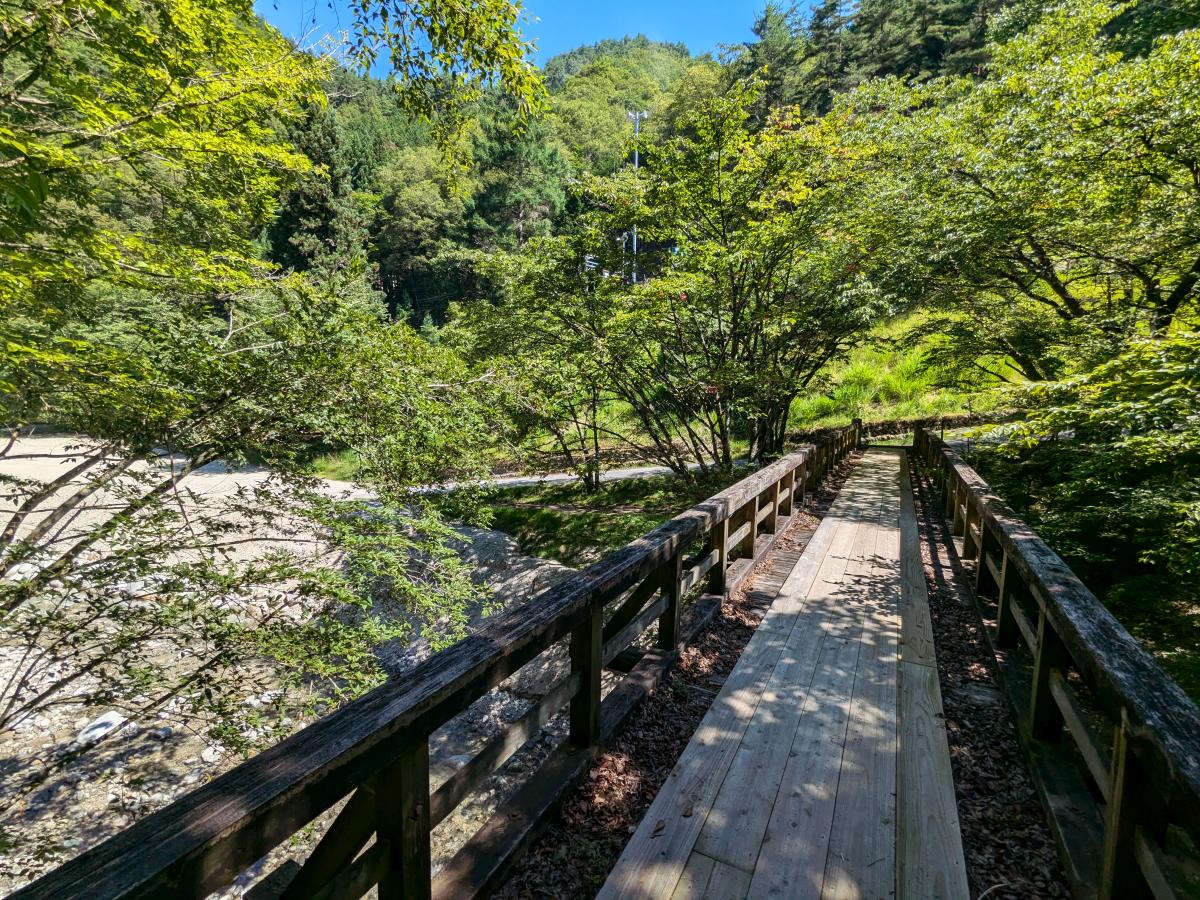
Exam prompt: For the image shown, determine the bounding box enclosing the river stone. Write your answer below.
[76,711,127,746]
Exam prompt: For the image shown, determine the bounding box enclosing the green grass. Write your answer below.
[462,471,742,568]
[309,449,362,481]
[788,317,1001,431]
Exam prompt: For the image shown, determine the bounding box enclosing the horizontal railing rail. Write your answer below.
[915,428,1200,900]
[17,422,862,900]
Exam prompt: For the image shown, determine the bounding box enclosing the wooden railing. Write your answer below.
[16,423,861,900]
[915,428,1200,900]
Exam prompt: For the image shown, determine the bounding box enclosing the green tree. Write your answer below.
[0,0,541,830]
[469,98,571,249]
[473,81,890,477]
[347,0,546,166]
[728,3,808,120]
[370,145,474,321]
[543,35,691,93]
[842,0,1200,380]
[795,0,851,114]
[452,238,623,490]
[266,104,369,274]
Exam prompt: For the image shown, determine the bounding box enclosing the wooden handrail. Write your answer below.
[16,422,862,900]
[915,428,1200,900]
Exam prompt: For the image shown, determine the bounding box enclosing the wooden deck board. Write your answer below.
[897,459,937,667]
[692,487,873,871]
[600,449,968,900]
[821,463,900,900]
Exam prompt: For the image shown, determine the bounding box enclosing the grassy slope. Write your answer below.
[460,472,742,568]
[788,317,996,431]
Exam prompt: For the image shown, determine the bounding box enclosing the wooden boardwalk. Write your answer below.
[598,448,969,900]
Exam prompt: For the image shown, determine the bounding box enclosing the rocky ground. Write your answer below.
[0,436,580,893]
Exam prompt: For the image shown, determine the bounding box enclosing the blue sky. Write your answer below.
[253,0,776,65]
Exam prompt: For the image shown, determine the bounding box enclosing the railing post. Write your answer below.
[764,481,780,534]
[852,418,862,449]
[708,518,728,596]
[657,552,682,650]
[1029,604,1069,740]
[733,499,756,560]
[976,523,999,594]
[994,554,1020,649]
[376,740,432,900]
[797,460,808,507]
[778,469,794,518]
[1100,711,1160,900]
[570,602,603,748]
[962,501,980,559]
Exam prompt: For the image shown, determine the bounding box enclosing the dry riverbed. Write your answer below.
[0,436,577,893]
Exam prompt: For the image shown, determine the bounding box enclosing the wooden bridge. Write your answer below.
[599,447,967,899]
[15,423,1200,900]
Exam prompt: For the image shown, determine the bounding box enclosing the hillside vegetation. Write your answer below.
[1,1,1199,878]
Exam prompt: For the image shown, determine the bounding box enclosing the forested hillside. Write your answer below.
[2,0,1200,884]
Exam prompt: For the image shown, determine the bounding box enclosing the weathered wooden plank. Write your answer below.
[597,622,794,899]
[994,654,1105,900]
[376,740,431,900]
[708,517,730,595]
[740,450,888,894]
[984,550,1003,588]
[603,594,670,668]
[896,659,969,900]
[665,852,752,900]
[430,743,596,900]
[681,549,721,596]
[897,456,936,668]
[756,473,866,635]
[604,576,663,646]
[1010,598,1038,653]
[669,853,715,900]
[693,488,871,871]
[823,456,900,900]
[308,841,387,900]
[1048,669,1110,799]
[275,787,373,900]
[1134,826,1200,900]
[570,604,603,748]
[659,551,684,650]
[744,630,864,898]
[702,856,752,900]
[727,519,753,555]
[429,673,580,826]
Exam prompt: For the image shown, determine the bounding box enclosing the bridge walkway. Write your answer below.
[598,448,969,900]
